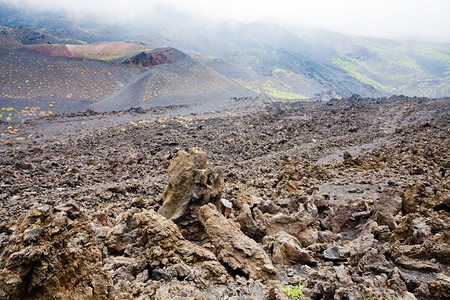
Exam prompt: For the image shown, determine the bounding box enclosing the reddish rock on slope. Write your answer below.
[122,47,189,67]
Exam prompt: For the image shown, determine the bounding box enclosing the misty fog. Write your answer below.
[2,0,450,44]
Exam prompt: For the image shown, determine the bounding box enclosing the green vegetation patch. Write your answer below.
[279,283,303,299]
[331,56,393,92]
[263,86,307,99]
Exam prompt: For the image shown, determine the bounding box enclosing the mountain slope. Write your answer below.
[0,38,254,119]
[330,39,450,97]
[287,25,450,97]
[0,1,449,105]
[89,49,254,111]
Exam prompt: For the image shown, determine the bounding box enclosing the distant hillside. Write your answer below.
[286,25,450,98]
[0,46,126,101]
[25,42,156,62]
[0,25,82,47]
[0,25,253,117]
[329,39,450,97]
[0,1,449,104]
[89,50,253,112]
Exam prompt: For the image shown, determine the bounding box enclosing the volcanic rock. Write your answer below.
[265,231,317,266]
[135,209,229,284]
[105,208,145,255]
[428,274,450,300]
[199,203,279,280]
[373,187,402,230]
[402,181,427,214]
[323,245,349,262]
[0,203,111,300]
[264,208,315,242]
[356,248,391,273]
[390,211,450,269]
[235,203,266,242]
[268,284,291,300]
[158,147,224,221]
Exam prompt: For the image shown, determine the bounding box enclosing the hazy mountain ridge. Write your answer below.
[0,1,449,105]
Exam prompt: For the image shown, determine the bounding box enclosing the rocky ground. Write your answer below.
[0,95,448,299]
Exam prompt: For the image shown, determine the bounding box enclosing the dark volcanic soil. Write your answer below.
[0,95,449,299]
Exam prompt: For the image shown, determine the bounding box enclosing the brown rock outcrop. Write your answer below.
[0,203,111,300]
[136,209,229,283]
[390,211,450,270]
[373,187,402,230]
[428,274,450,300]
[265,231,317,266]
[235,203,266,242]
[402,181,427,214]
[264,208,315,241]
[199,203,279,280]
[158,147,224,221]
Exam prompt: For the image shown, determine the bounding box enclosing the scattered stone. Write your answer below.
[136,209,229,284]
[323,245,349,262]
[356,248,391,273]
[0,96,447,299]
[235,204,266,242]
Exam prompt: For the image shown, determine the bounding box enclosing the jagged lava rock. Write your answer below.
[428,274,450,300]
[0,202,111,300]
[158,147,224,221]
[199,203,279,281]
[136,209,229,283]
[402,181,427,214]
[235,203,266,242]
[390,211,450,271]
[264,231,317,266]
[372,187,403,231]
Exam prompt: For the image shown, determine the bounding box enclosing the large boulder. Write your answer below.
[373,187,403,230]
[135,209,229,284]
[158,148,224,221]
[199,204,279,281]
[265,231,317,266]
[235,204,266,242]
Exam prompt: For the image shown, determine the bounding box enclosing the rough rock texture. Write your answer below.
[0,96,448,299]
[158,147,224,221]
[372,187,402,230]
[136,209,229,284]
[390,210,450,271]
[402,181,428,214]
[235,203,266,242]
[0,203,111,300]
[199,203,279,280]
[428,274,450,300]
[263,231,317,266]
[268,284,291,300]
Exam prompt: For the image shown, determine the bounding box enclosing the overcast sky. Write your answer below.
[3,0,450,43]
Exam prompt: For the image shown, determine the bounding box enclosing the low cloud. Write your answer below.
[2,0,450,43]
